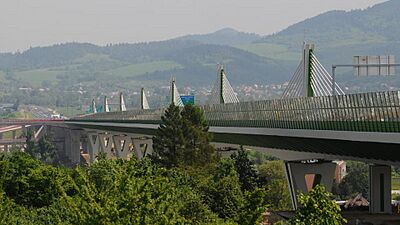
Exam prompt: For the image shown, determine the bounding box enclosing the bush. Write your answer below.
[289,185,347,225]
[0,152,269,224]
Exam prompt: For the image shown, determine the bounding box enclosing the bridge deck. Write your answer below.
[67,90,400,164]
[73,91,400,133]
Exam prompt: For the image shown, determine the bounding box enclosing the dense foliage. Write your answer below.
[289,185,347,225]
[0,151,269,225]
[257,160,292,210]
[0,105,272,224]
[25,130,59,165]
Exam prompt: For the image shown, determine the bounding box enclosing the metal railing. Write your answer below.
[73,91,400,133]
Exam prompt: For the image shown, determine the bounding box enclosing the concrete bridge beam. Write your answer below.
[113,135,132,159]
[84,130,154,161]
[64,129,81,166]
[98,133,114,158]
[369,165,392,214]
[132,138,153,159]
[285,161,336,210]
[87,132,101,162]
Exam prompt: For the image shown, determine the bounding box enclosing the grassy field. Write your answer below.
[10,60,182,86]
[104,60,182,78]
[74,53,118,63]
[14,69,61,86]
[234,43,300,61]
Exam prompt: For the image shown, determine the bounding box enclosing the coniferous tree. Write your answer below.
[152,104,216,168]
[181,104,216,167]
[230,146,258,192]
[152,104,185,168]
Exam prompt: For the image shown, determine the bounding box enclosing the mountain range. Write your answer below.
[1,0,399,91]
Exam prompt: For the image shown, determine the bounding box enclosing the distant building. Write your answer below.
[335,160,347,183]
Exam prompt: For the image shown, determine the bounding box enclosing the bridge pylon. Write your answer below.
[91,99,97,113]
[170,77,184,106]
[208,64,239,104]
[282,43,345,98]
[103,96,110,112]
[119,92,127,112]
[140,87,150,110]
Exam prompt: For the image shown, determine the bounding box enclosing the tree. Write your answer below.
[289,185,347,225]
[24,129,35,156]
[25,132,58,165]
[230,146,258,192]
[152,104,216,168]
[338,161,369,199]
[201,159,244,220]
[36,135,58,165]
[152,104,185,168]
[2,152,61,208]
[180,104,216,167]
[257,160,292,210]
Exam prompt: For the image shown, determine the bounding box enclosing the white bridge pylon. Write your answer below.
[282,43,345,99]
[140,87,150,110]
[171,78,184,106]
[119,92,127,112]
[208,65,239,104]
[103,96,110,112]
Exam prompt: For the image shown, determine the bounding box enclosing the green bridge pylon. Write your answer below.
[140,87,150,110]
[208,64,239,104]
[282,43,345,99]
[170,77,184,106]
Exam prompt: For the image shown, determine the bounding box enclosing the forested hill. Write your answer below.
[1,0,400,89]
[235,0,400,91]
[175,28,261,45]
[245,0,400,63]
[263,0,400,46]
[0,40,292,87]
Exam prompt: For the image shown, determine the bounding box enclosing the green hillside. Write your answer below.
[0,40,293,87]
[104,61,183,79]
[235,0,400,92]
[1,0,400,98]
[246,0,400,62]
[176,28,261,45]
[235,43,300,61]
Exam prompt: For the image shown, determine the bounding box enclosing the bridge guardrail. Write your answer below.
[72,91,400,133]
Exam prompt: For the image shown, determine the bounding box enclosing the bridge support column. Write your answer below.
[98,133,114,158]
[87,132,101,162]
[65,129,81,166]
[132,138,153,159]
[369,165,391,214]
[285,161,336,209]
[0,133,3,139]
[113,135,133,159]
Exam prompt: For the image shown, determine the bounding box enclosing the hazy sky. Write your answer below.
[0,0,386,52]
